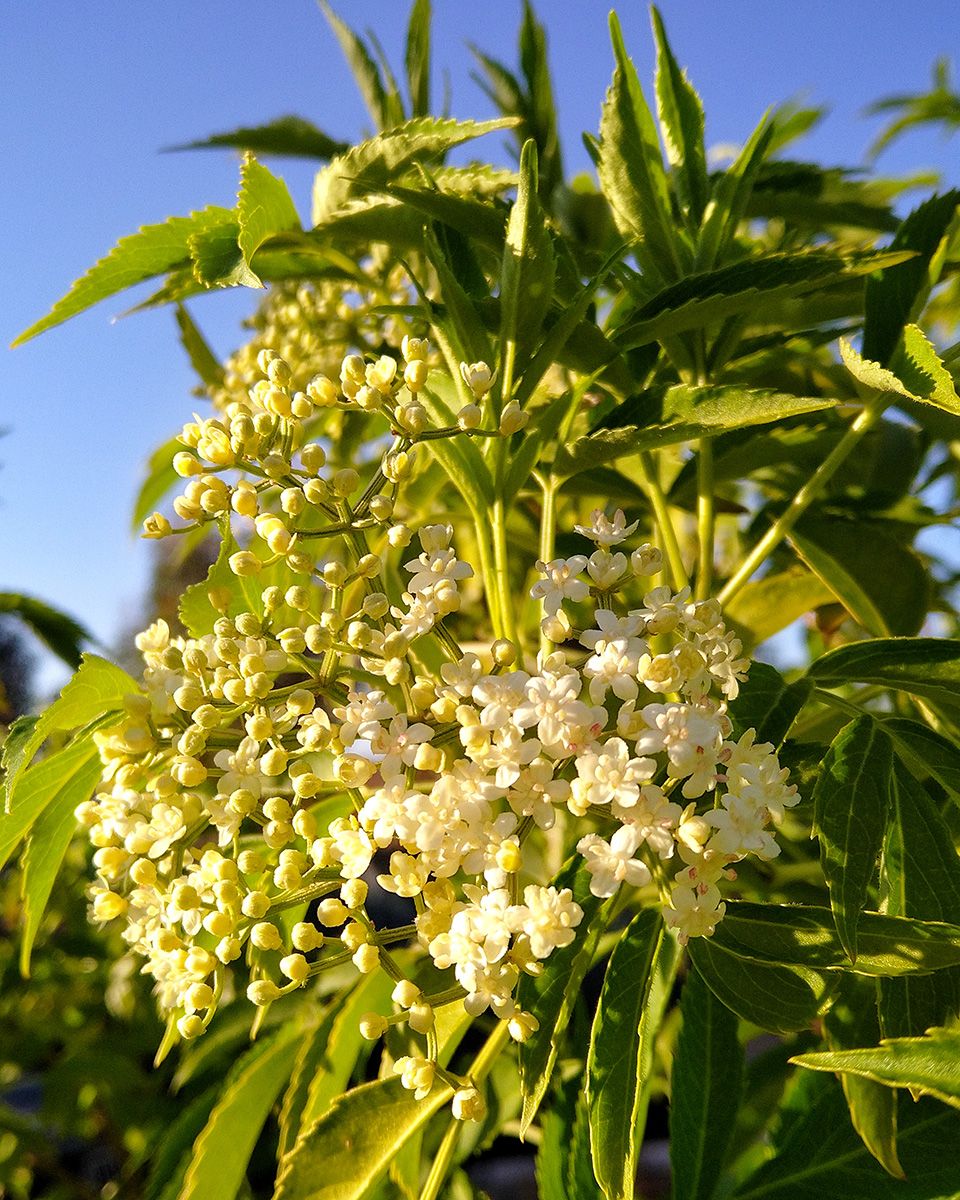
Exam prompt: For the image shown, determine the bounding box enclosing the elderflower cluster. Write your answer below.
[87,331,796,1119]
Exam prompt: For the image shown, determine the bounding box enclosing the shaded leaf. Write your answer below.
[697,113,772,271]
[170,116,347,160]
[727,661,813,748]
[175,304,224,389]
[840,325,960,416]
[189,219,260,288]
[319,0,395,130]
[13,206,235,345]
[133,437,183,530]
[405,0,430,117]
[884,717,960,806]
[0,592,91,668]
[808,638,960,708]
[651,7,707,225]
[725,568,834,653]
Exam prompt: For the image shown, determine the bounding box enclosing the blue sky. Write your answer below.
[3,1,959,692]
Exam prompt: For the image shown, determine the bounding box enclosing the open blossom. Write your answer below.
[578,826,652,896]
[530,557,589,614]
[574,508,639,546]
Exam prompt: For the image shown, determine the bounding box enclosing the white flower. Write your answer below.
[570,738,655,815]
[530,557,589,614]
[574,508,639,547]
[577,825,651,896]
[510,885,583,959]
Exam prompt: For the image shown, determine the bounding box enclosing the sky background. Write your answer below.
[3,1,960,695]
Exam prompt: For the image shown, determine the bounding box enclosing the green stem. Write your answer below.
[419,1021,512,1200]
[539,474,558,657]
[718,394,890,605]
[639,451,689,591]
[695,438,715,600]
[474,518,503,639]
[491,499,519,647]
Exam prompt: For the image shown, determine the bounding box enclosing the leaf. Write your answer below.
[18,744,102,973]
[189,219,260,289]
[586,909,674,1200]
[862,189,960,365]
[0,738,99,873]
[405,0,430,117]
[13,207,236,345]
[840,325,960,417]
[133,436,183,529]
[725,567,834,652]
[688,937,834,1034]
[311,117,515,227]
[879,758,960,1039]
[178,523,276,638]
[727,661,813,748]
[555,384,837,477]
[273,1076,452,1200]
[0,592,91,668]
[792,1026,960,1110]
[319,0,394,130]
[884,717,960,806]
[614,250,910,350]
[517,858,610,1134]
[697,113,773,271]
[599,13,683,280]
[650,7,707,225]
[143,1087,219,1200]
[170,116,347,160]
[790,515,929,637]
[732,1081,960,1198]
[714,901,960,977]
[500,139,556,380]
[4,654,137,811]
[178,1024,300,1200]
[175,304,224,389]
[808,637,960,708]
[824,974,904,1179]
[237,155,301,276]
[670,966,743,1200]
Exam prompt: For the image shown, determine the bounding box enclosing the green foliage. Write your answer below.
[0,591,91,667]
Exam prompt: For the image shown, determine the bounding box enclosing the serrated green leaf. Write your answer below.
[555,384,836,478]
[405,0,430,117]
[614,250,910,350]
[586,909,674,1200]
[18,743,102,973]
[884,717,960,806]
[862,190,960,365]
[790,515,929,637]
[670,966,743,1200]
[879,758,960,1039]
[840,326,960,419]
[178,1024,300,1200]
[715,901,960,976]
[175,304,224,389]
[273,1076,452,1200]
[4,655,137,813]
[725,568,834,652]
[599,13,683,280]
[1,737,99,872]
[792,1026,960,1110]
[727,661,813,748]
[311,117,515,227]
[13,206,235,345]
[732,1082,960,1198]
[237,155,301,275]
[0,592,91,668]
[651,7,707,226]
[189,219,261,288]
[170,116,347,160]
[133,436,183,530]
[178,524,277,638]
[319,0,395,130]
[687,937,834,1034]
[500,139,555,385]
[808,637,960,708]
[696,113,773,271]
[517,858,610,1134]
[823,974,904,1180]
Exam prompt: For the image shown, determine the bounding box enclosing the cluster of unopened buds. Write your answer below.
[85,341,797,1119]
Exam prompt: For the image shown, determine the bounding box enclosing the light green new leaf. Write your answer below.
[518,858,610,1134]
[808,637,960,708]
[587,910,675,1200]
[790,515,928,637]
[599,13,683,279]
[651,7,707,225]
[725,567,834,652]
[555,384,836,478]
[175,304,224,389]
[732,1082,960,1198]
[670,966,743,1200]
[688,939,834,1035]
[715,901,960,976]
[824,974,903,1179]
[273,1077,452,1200]
[170,116,347,160]
[814,716,893,961]
[237,155,301,275]
[696,112,772,271]
[879,758,960,1039]
[189,219,260,288]
[500,139,556,381]
[0,592,91,668]
[792,1026,960,1110]
[178,1024,300,1200]
[4,654,138,812]
[13,206,235,345]
[19,744,102,973]
[840,325,960,416]
[133,436,184,529]
[1,738,99,873]
[178,523,275,638]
